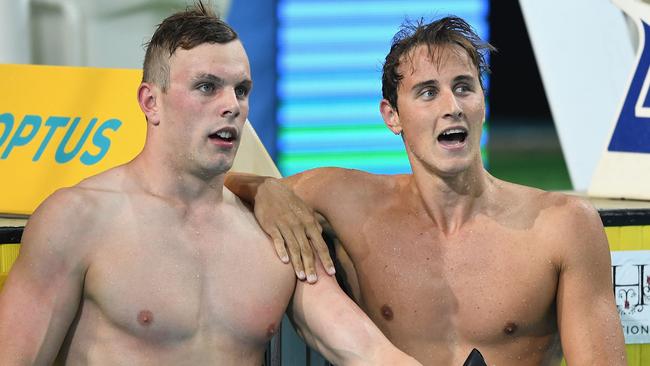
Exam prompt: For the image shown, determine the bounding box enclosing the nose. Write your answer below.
[220,87,241,119]
[441,89,463,120]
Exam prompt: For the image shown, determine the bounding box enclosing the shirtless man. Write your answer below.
[226,17,627,365]
[0,3,420,365]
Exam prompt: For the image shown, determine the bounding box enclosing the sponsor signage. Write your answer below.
[0,64,145,215]
[0,64,279,215]
[589,0,650,199]
[612,250,650,344]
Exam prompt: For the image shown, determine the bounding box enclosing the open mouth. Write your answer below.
[437,127,468,147]
[209,127,238,144]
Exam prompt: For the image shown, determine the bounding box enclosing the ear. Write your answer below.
[138,82,161,126]
[380,99,402,135]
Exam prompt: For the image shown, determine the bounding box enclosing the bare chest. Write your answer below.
[336,215,560,345]
[81,211,294,347]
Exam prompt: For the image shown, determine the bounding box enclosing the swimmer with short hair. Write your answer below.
[0,2,420,365]
[226,16,627,365]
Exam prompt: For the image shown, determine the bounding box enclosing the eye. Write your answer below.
[454,83,472,95]
[235,85,249,98]
[197,82,215,94]
[420,87,438,99]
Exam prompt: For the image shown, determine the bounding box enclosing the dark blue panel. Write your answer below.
[608,21,650,153]
[227,0,277,158]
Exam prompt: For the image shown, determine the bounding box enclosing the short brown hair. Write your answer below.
[142,0,238,92]
[382,16,495,111]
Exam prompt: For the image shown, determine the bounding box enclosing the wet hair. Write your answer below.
[142,0,238,92]
[381,16,496,110]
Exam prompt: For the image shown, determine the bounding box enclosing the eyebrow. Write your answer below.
[411,74,477,91]
[411,79,438,93]
[238,78,253,90]
[192,73,252,89]
[192,73,224,85]
[453,74,476,84]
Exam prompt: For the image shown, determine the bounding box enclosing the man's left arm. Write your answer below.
[288,262,421,366]
[556,198,626,365]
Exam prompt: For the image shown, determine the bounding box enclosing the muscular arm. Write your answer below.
[0,190,88,365]
[555,198,626,365]
[288,261,420,366]
[225,169,356,281]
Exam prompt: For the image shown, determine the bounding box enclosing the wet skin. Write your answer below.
[240,44,626,365]
[0,40,296,365]
[0,38,420,366]
[320,172,564,365]
[58,176,295,365]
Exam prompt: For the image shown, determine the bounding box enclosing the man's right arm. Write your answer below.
[225,171,336,281]
[0,189,89,365]
[288,260,421,365]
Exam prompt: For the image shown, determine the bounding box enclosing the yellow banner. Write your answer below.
[0,64,279,216]
[0,64,146,215]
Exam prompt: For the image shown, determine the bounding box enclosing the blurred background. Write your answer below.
[1,1,645,363]
[1,0,613,193]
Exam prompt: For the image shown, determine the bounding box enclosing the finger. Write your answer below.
[268,227,289,263]
[307,226,335,275]
[278,222,305,280]
[294,226,317,284]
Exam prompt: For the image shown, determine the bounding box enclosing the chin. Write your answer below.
[433,158,474,177]
[213,161,234,174]
[197,158,234,177]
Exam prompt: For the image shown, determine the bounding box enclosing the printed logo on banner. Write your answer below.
[589,0,650,200]
[608,19,650,153]
[612,250,650,344]
[0,113,122,166]
[0,64,146,215]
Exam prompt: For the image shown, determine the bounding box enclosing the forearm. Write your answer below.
[305,319,416,366]
[224,172,275,204]
[290,266,420,365]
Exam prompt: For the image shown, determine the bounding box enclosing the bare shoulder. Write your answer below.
[495,181,607,261]
[22,166,129,257]
[222,187,256,218]
[14,191,91,280]
[27,187,94,233]
[534,190,602,234]
[285,167,406,221]
[493,179,598,227]
[540,192,608,260]
[288,167,404,201]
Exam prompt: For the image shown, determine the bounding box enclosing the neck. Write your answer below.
[129,145,226,207]
[408,160,494,235]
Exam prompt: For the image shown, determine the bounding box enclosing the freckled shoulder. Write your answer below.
[535,191,601,231]
[503,186,608,267]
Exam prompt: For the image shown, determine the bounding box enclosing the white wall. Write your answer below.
[519,0,635,190]
[1,0,231,68]
[0,0,32,63]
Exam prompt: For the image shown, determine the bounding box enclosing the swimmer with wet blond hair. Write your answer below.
[0,2,420,365]
[226,16,627,365]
